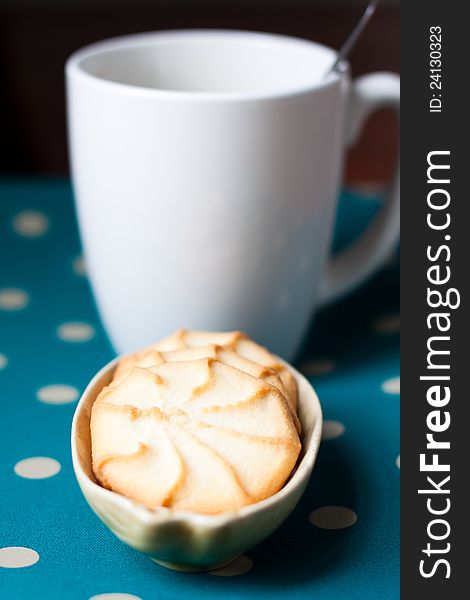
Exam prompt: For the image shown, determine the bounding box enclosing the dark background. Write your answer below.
[401,1,467,597]
[0,0,399,183]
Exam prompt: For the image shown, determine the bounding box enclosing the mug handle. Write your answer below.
[319,72,400,305]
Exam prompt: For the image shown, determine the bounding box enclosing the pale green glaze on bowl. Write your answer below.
[71,356,322,572]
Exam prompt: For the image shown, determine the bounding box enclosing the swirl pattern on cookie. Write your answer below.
[92,358,301,514]
[113,330,299,432]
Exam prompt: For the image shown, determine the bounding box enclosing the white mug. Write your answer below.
[66,30,399,360]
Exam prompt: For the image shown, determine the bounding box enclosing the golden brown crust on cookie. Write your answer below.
[111,330,299,432]
[91,358,300,513]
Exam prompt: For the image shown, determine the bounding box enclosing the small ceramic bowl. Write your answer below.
[71,356,322,572]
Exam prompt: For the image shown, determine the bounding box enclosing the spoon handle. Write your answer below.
[327,0,381,76]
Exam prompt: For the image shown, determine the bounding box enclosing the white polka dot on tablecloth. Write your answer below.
[309,506,357,529]
[37,384,79,404]
[0,547,39,568]
[300,359,335,376]
[89,595,142,600]
[73,255,87,277]
[14,457,61,479]
[382,376,400,394]
[12,210,49,238]
[0,354,7,369]
[396,455,400,469]
[57,322,95,342]
[373,314,400,334]
[209,555,253,576]
[322,420,345,440]
[0,288,29,311]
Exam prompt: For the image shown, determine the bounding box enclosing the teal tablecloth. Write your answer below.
[0,180,399,599]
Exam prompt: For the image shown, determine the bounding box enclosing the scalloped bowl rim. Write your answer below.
[71,354,323,528]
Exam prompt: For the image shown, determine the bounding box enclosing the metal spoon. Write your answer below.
[326,0,381,76]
